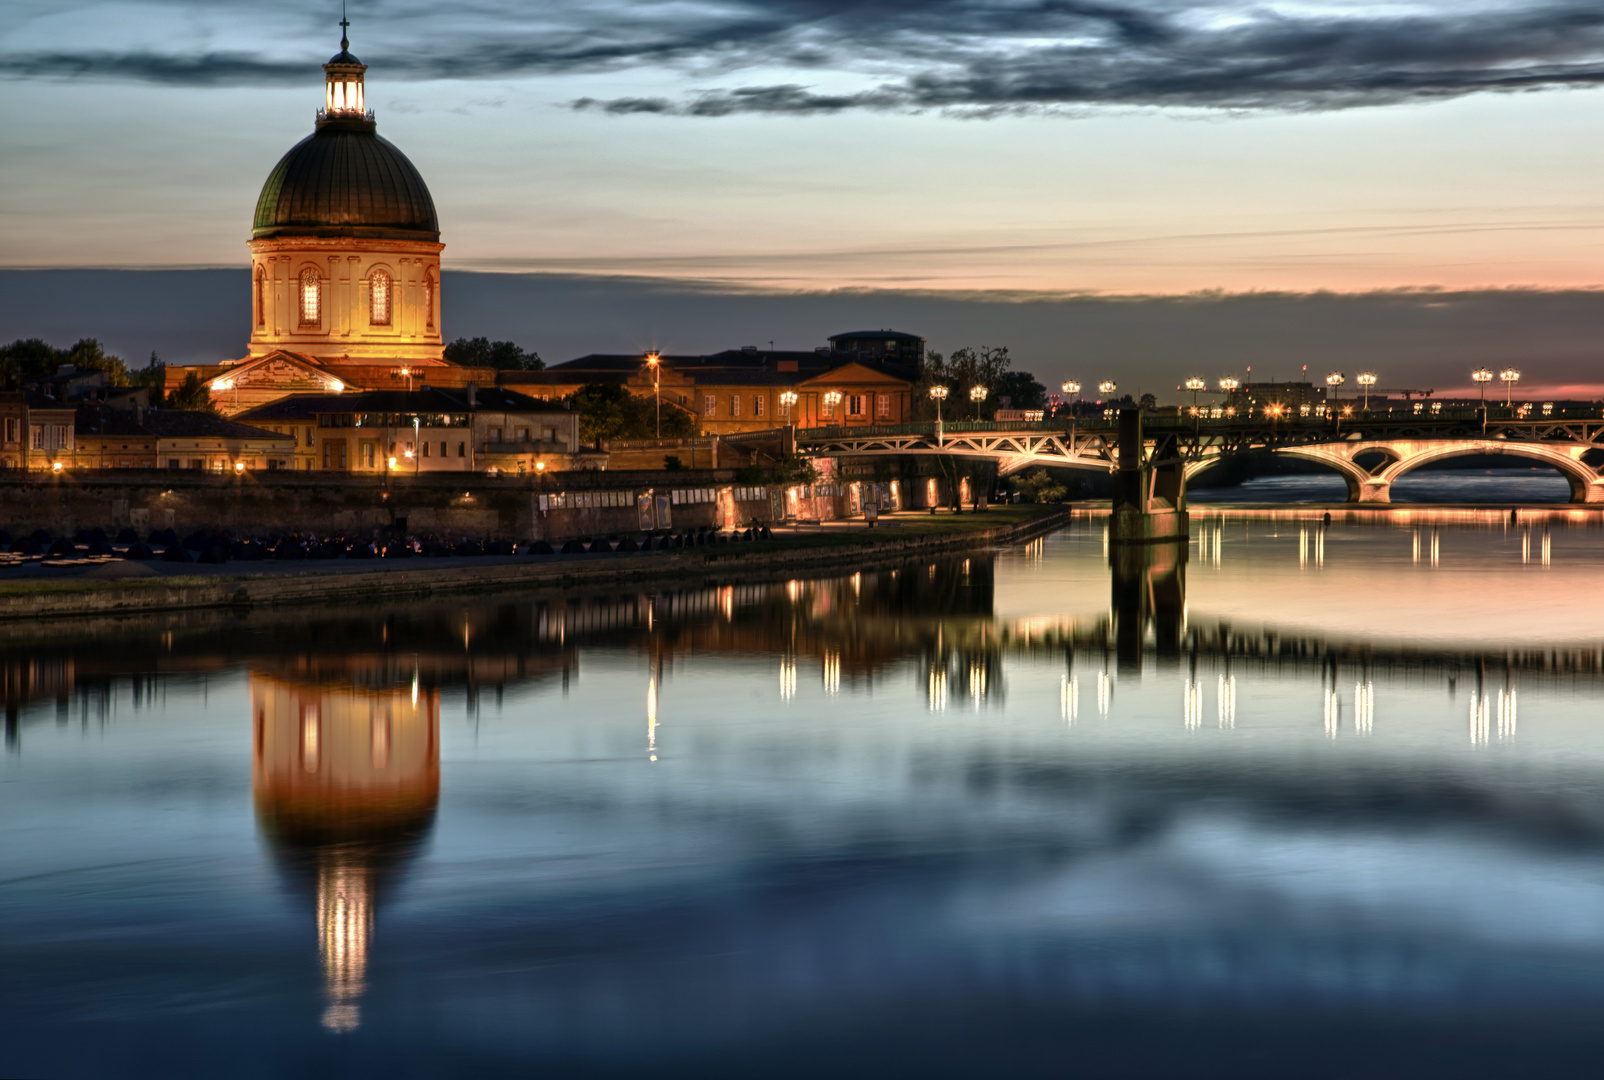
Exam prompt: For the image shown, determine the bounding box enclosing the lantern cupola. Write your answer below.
[319,17,371,128]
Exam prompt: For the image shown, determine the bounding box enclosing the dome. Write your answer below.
[252,125,439,242]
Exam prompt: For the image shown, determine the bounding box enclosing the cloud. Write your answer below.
[9,1,1604,115]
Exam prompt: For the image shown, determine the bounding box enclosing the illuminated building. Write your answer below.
[170,21,489,416]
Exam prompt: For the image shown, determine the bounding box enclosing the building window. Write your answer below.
[424,274,435,330]
[168,459,180,470]
[848,394,866,417]
[421,441,430,458]
[704,395,716,416]
[731,396,741,418]
[439,441,447,458]
[457,442,466,458]
[490,427,503,443]
[754,396,765,418]
[877,394,891,418]
[299,268,321,325]
[822,397,836,420]
[254,268,265,328]
[4,419,17,444]
[370,269,391,325]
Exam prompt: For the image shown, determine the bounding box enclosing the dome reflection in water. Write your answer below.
[251,671,438,1032]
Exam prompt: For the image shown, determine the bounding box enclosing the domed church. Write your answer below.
[177,21,484,414]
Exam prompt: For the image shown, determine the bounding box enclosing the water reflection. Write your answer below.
[251,673,440,1032]
[14,520,1604,1072]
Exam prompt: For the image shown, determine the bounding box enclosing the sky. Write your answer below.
[3,1,1604,394]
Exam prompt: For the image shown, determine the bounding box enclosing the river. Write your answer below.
[4,484,1604,1076]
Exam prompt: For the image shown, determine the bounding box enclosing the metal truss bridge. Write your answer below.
[776,411,1604,504]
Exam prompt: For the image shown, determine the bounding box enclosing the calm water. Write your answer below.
[1194,466,1575,504]
[8,503,1604,1075]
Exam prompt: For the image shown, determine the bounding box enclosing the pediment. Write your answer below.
[799,361,912,387]
[216,352,353,394]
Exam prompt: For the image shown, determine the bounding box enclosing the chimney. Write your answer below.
[466,382,478,408]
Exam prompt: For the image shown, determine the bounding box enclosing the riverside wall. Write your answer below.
[0,507,1072,622]
[0,468,783,540]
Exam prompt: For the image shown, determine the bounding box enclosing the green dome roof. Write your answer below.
[252,124,439,243]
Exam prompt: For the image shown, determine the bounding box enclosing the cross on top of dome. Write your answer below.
[320,10,370,126]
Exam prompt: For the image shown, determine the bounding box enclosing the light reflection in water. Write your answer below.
[252,674,439,1034]
[1216,673,1236,729]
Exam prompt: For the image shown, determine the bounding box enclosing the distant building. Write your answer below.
[825,330,925,374]
[1223,381,1327,415]
[238,387,582,474]
[505,342,917,436]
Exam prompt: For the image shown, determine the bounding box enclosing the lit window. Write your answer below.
[731,396,741,418]
[254,268,265,328]
[877,394,890,418]
[704,395,716,416]
[425,274,435,329]
[299,268,321,325]
[370,269,391,325]
[755,396,765,418]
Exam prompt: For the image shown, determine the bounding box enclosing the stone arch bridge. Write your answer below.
[754,412,1604,505]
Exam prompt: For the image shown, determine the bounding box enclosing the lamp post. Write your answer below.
[1184,377,1206,414]
[1061,380,1080,418]
[969,384,988,419]
[645,351,661,438]
[1500,368,1520,407]
[779,389,797,423]
[929,385,949,444]
[1472,367,1493,404]
[1097,381,1116,414]
[1217,377,1238,419]
[1356,371,1376,411]
[1325,372,1345,414]
[823,390,843,424]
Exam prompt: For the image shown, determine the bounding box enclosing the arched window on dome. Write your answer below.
[299,268,321,326]
[369,269,391,326]
[424,273,436,330]
[254,267,265,328]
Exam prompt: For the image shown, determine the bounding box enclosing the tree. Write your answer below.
[445,336,544,371]
[771,453,821,487]
[1013,467,1068,504]
[566,383,694,443]
[995,370,1048,411]
[0,337,132,387]
[166,371,217,413]
[915,345,1013,420]
[131,351,166,404]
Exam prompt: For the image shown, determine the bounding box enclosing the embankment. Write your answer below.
[0,506,1071,621]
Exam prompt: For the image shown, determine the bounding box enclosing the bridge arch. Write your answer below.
[1377,442,1599,503]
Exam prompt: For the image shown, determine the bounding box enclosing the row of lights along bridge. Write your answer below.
[1032,367,1525,420]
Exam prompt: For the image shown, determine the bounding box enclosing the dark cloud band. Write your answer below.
[9,1,1604,115]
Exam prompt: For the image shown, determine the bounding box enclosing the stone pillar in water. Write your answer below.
[1109,407,1189,543]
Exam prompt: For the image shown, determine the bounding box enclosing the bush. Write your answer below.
[1014,467,1068,503]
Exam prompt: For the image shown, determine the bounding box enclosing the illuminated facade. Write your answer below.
[171,24,487,416]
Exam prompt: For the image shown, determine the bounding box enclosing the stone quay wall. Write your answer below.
[0,469,788,541]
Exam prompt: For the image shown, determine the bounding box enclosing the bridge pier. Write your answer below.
[1110,409,1189,543]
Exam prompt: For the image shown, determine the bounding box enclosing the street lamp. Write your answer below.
[1472,367,1493,404]
[1098,380,1116,398]
[929,384,949,442]
[1500,368,1520,406]
[1326,372,1345,410]
[1061,380,1080,417]
[1218,376,1239,393]
[645,351,661,438]
[400,367,413,392]
[969,384,988,419]
[1184,376,1206,413]
[779,389,798,421]
[1356,371,1377,411]
[823,390,843,422]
